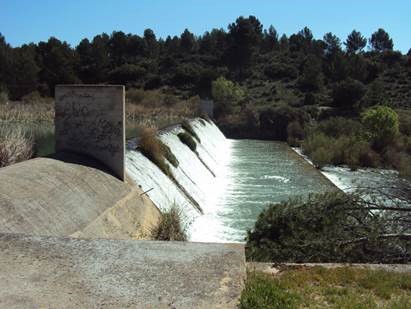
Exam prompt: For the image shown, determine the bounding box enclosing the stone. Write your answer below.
[55,85,125,181]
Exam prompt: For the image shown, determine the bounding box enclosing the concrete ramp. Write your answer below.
[0,233,245,308]
[0,152,160,239]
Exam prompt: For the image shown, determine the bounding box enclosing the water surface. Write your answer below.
[189,139,337,242]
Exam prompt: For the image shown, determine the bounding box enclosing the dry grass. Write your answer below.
[126,88,200,122]
[0,89,199,126]
[240,267,411,309]
[0,125,34,167]
[151,206,187,241]
[138,127,173,177]
[0,101,54,124]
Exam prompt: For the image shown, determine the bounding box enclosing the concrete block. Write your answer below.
[55,85,125,180]
[0,234,246,308]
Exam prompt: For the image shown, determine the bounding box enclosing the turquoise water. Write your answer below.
[190,140,337,242]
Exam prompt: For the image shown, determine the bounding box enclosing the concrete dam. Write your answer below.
[0,86,245,308]
[0,118,227,241]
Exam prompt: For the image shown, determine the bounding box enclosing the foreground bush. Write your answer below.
[0,126,33,167]
[246,191,410,263]
[151,206,187,241]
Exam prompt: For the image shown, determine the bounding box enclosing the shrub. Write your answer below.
[298,55,323,91]
[246,191,410,263]
[109,64,146,84]
[127,88,146,104]
[211,76,245,116]
[0,126,33,167]
[361,105,399,149]
[302,132,330,157]
[264,63,298,80]
[310,147,333,169]
[316,117,364,139]
[303,127,376,170]
[303,92,317,105]
[138,128,172,177]
[181,119,200,142]
[151,206,187,241]
[332,78,366,109]
[259,106,310,140]
[178,132,197,153]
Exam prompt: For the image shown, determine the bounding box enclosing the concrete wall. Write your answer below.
[55,85,125,181]
[0,152,160,239]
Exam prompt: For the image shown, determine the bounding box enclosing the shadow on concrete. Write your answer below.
[47,151,118,179]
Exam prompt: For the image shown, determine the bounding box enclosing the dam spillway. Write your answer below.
[125,118,337,242]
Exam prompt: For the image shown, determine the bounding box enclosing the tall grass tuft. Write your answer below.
[181,119,200,142]
[151,206,187,241]
[178,132,197,153]
[161,142,179,168]
[0,126,34,167]
[138,127,179,177]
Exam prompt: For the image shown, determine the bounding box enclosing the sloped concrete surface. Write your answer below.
[0,153,160,239]
[0,233,245,308]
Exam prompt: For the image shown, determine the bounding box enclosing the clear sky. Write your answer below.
[1,0,410,52]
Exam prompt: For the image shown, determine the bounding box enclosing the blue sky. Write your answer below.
[1,0,410,52]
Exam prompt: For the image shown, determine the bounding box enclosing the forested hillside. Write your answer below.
[1,16,410,106]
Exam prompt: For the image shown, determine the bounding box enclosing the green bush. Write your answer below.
[316,117,364,139]
[178,132,197,152]
[151,206,187,241]
[361,105,399,149]
[211,76,245,116]
[302,118,382,169]
[310,147,333,169]
[332,78,366,109]
[264,63,298,80]
[246,192,410,263]
[109,64,146,84]
[181,119,200,142]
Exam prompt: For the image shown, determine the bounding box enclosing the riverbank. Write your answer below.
[292,146,410,199]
